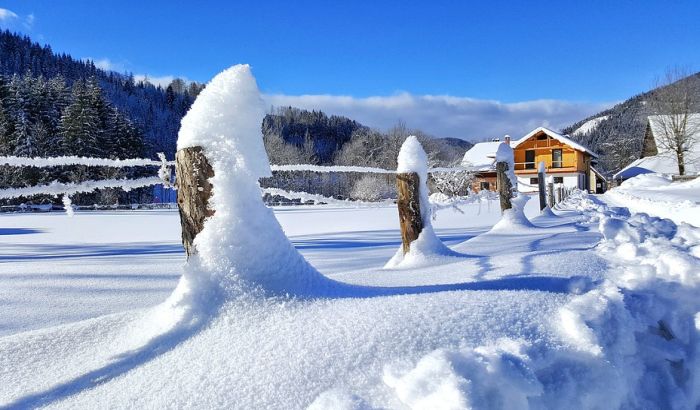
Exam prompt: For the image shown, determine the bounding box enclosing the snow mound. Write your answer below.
[619,173,672,189]
[386,136,461,269]
[490,195,535,232]
[383,339,541,410]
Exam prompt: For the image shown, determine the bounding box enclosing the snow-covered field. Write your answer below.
[1,194,698,409]
[1,65,699,409]
[605,174,700,227]
[0,203,500,336]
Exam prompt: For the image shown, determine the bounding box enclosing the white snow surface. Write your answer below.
[1,65,699,409]
[605,173,700,227]
[1,192,698,408]
[516,127,598,158]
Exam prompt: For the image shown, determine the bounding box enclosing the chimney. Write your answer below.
[504,135,511,145]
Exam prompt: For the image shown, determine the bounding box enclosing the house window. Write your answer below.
[530,177,538,185]
[525,150,535,169]
[554,177,563,184]
[537,134,548,140]
[480,181,490,191]
[552,149,563,168]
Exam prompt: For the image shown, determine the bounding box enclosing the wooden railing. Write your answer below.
[513,162,574,172]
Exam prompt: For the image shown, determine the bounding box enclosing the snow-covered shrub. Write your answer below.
[350,174,395,201]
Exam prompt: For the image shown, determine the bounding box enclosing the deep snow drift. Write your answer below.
[605,173,700,227]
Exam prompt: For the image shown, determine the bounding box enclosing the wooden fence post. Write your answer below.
[396,172,423,254]
[496,161,513,211]
[175,146,215,258]
[537,164,547,211]
[547,182,554,208]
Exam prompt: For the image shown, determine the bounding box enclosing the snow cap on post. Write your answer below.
[495,140,517,189]
[177,64,271,179]
[538,161,546,174]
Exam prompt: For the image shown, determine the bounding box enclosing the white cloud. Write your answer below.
[82,57,188,89]
[134,74,188,88]
[23,13,35,30]
[0,8,19,22]
[262,92,613,141]
[83,57,124,72]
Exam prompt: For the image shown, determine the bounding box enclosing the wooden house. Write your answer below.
[461,127,600,193]
[512,127,600,192]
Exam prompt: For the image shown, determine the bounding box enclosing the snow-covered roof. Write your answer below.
[613,154,686,180]
[514,127,599,158]
[461,140,514,171]
[646,114,700,173]
[616,114,700,179]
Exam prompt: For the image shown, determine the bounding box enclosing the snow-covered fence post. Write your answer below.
[396,171,422,254]
[175,146,215,258]
[495,140,516,212]
[386,135,457,267]
[537,161,547,211]
[547,179,555,208]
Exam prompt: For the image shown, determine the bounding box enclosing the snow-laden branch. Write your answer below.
[270,164,396,174]
[269,164,471,174]
[262,187,395,208]
[0,155,174,168]
[0,176,168,199]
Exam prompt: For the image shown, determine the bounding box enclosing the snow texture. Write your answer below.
[605,174,700,227]
[62,195,74,217]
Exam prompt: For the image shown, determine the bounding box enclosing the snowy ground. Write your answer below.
[604,174,700,227]
[0,201,503,336]
[1,189,698,409]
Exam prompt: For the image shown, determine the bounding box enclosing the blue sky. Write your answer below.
[1,1,699,140]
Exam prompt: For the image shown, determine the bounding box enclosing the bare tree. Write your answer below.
[650,67,700,175]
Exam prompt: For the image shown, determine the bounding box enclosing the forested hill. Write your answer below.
[1,30,470,172]
[263,106,472,168]
[563,72,700,173]
[0,30,200,159]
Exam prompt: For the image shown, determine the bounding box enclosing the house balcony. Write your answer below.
[513,162,578,174]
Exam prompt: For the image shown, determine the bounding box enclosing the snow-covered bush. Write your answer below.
[350,174,395,201]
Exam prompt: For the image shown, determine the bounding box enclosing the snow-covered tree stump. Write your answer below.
[496,162,513,211]
[175,146,215,258]
[396,171,423,254]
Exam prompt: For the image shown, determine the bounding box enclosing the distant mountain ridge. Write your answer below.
[563,72,700,173]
